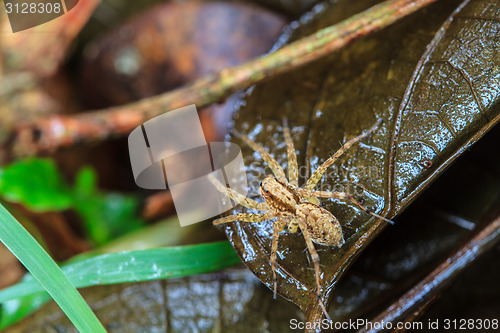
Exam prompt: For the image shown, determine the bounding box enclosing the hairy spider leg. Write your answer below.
[271,218,287,298]
[295,216,332,321]
[304,118,382,190]
[208,174,267,211]
[283,119,299,187]
[295,188,393,224]
[239,134,287,182]
[213,211,274,225]
[287,218,299,233]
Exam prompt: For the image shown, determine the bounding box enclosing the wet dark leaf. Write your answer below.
[329,124,500,324]
[7,128,500,331]
[221,0,500,322]
[6,268,301,333]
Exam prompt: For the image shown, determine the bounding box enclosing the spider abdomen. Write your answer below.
[295,203,345,248]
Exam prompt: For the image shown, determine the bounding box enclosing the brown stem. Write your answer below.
[141,191,175,220]
[357,212,500,333]
[305,297,329,333]
[10,0,437,158]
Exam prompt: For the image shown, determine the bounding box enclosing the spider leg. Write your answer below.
[296,188,394,224]
[270,218,287,299]
[304,118,382,190]
[213,211,273,225]
[286,217,299,233]
[283,119,298,187]
[239,134,287,182]
[208,174,267,211]
[295,217,331,321]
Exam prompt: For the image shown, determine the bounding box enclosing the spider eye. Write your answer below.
[264,189,270,195]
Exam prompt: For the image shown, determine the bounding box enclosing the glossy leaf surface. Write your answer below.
[6,268,302,333]
[220,0,500,322]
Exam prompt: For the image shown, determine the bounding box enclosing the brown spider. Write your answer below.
[210,118,392,318]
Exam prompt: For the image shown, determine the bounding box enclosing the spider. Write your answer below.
[210,118,392,318]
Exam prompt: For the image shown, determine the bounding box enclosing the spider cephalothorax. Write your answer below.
[259,176,300,216]
[210,118,392,318]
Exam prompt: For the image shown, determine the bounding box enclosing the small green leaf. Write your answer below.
[74,166,97,196]
[72,167,144,245]
[0,158,144,245]
[0,158,73,211]
[74,192,144,245]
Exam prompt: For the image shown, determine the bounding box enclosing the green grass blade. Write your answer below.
[0,241,240,302]
[0,204,107,333]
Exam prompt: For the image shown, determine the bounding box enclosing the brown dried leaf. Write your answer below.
[80,1,286,108]
[1,0,99,77]
[0,244,23,290]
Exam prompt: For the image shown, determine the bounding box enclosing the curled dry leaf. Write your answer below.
[0,1,98,162]
[79,1,286,142]
[0,0,100,77]
[220,0,500,325]
[76,1,287,215]
[252,0,321,15]
[80,1,286,107]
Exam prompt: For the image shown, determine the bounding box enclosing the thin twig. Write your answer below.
[141,191,175,220]
[9,0,438,158]
[357,211,500,333]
